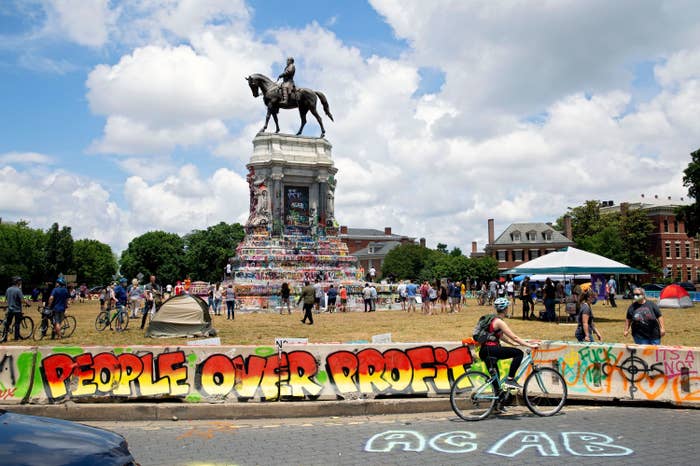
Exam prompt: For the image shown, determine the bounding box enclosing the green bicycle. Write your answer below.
[450,347,567,421]
[95,306,129,332]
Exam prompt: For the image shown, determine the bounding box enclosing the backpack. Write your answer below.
[472,314,498,345]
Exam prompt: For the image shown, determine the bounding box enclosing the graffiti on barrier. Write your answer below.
[1,342,698,405]
[543,342,700,403]
[364,430,634,457]
[37,344,472,402]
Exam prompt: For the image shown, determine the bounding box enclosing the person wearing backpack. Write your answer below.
[575,292,602,342]
[476,297,538,391]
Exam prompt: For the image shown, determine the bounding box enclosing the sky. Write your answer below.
[1,0,700,256]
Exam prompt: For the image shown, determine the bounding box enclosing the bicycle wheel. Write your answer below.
[61,315,77,338]
[450,370,497,421]
[119,311,130,330]
[523,367,568,416]
[33,318,49,341]
[18,316,34,340]
[95,311,110,331]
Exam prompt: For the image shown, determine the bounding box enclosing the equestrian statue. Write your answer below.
[246,57,334,138]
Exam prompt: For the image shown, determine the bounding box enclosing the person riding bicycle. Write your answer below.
[480,297,538,390]
[47,277,70,340]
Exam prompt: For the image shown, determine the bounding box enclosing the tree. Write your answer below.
[381,243,432,280]
[73,239,118,286]
[559,200,657,274]
[44,223,74,280]
[468,255,499,282]
[183,222,245,282]
[0,221,47,288]
[120,231,186,286]
[677,148,700,237]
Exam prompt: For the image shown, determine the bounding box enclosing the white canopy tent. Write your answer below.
[503,247,645,276]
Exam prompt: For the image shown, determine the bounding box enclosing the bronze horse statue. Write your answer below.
[245,73,334,138]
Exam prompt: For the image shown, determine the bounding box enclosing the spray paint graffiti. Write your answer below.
[325,345,472,396]
[542,342,700,403]
[364,430,634,457]
[29,344,472,402]
[1,342,698,405]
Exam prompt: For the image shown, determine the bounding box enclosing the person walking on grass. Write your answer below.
[224,284,236,320]
[297,280,315,325]
[280,282,292,314]
[625,288,665,344]
[2,276,26,343]
[575,292,602,342]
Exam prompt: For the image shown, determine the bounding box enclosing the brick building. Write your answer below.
[600,199,700,282]
[339,226,416,278]
[482,218,575,272]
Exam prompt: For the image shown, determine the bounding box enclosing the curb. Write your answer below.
[3,398,453,422]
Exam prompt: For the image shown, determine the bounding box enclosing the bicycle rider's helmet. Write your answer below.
[56,277,66,285]
[494,297,510,312]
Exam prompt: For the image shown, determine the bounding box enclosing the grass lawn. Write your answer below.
[4,298,698,347]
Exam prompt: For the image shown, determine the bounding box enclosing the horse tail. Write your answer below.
[315,91,334,121]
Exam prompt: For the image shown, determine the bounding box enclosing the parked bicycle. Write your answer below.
[33,305,76,341]
[95,305,129,332]
[0,303,34,341]
[450,345,567,420]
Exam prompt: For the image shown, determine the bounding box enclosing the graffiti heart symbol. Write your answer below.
[636,374,668,400]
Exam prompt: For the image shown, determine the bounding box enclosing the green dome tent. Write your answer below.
[145,294,216,338]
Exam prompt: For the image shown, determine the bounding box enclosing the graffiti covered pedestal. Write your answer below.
[232,133,362,311]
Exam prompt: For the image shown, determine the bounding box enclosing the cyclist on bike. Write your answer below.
[47,277,70,340]
[480,297,538,390]
[2,276,26,342]
[113,278,128,332]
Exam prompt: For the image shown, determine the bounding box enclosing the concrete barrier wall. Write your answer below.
[0,341,697,406]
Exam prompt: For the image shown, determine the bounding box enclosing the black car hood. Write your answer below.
[0,410,135,466]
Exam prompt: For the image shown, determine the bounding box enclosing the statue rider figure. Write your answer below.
[277,57,296,105]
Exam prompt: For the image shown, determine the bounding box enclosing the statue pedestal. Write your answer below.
[231,133,361,311]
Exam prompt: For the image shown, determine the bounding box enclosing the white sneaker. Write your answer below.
[503,378,522,390]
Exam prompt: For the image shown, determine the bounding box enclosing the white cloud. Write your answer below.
[0,152,54,165]
[6,1,700,258]
[45,0,116,47]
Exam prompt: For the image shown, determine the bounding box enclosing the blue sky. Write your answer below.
[1,1,699,254]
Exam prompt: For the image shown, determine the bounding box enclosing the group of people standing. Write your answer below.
[207,283,237,320]
[396,279,464,315]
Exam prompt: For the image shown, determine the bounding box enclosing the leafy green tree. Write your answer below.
[560,200,657,274]
[0,221,47,288]
[183,222,245,282]
[436,243,448,254]
[468,255,499,282]
[677,148,700,237]
[120,231,185,286]
[73,239,118,286]
[381,243,432,280]
[44,222,74,280]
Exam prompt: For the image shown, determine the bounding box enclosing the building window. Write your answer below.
[674,220,679,233]
[664,219,669,232]
[665,242,671,259]
[542,231,552,241]
[511,231,521,242]
[687,266,693,282]
[696,248,699,260]
[513,250,523,261]
[676,243,682,259]
[686,242,691,258]
[497,250,506,262]
[526,231,537,241]
[530,249,540,260]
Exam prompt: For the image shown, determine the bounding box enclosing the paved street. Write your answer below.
[87,404,698,465]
